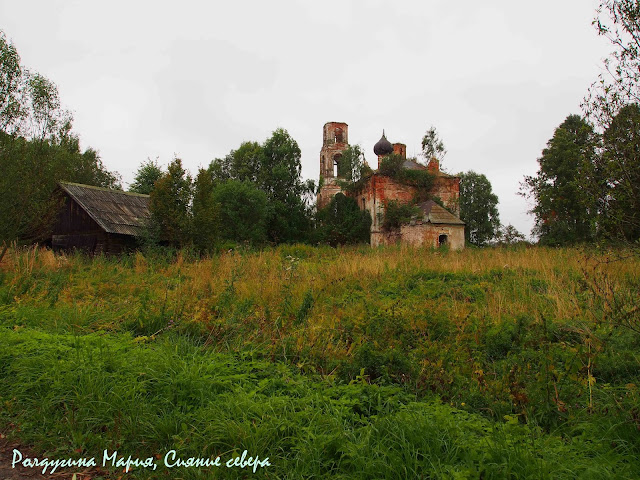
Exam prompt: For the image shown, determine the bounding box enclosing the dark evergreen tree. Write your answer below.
[191,167,219,252]
[148,158,192,248]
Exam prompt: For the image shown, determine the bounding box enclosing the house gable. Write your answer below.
[51,182,150,254]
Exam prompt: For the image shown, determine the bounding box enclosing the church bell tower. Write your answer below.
[317,122,349,209]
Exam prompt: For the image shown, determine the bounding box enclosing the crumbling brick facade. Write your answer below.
[317,122,349,210]
[318,122,465,249]
[372,218,465,250]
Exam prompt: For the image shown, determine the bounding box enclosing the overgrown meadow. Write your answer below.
[0,245,639,479]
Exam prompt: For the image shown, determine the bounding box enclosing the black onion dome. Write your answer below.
[374,131,394,156]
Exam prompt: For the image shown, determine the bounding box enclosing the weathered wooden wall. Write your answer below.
[51,196,137,255]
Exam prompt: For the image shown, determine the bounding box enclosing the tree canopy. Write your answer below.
[0,31,22,135]
[337,144,371,183]
[0,132,121,247]
[496,224,527,246]
[146,128,317,251]
[521,115,598,245]
[0,30,120,253]
[316,193,371,246]
[208,128,314,244]
[210,180,269,246]
[148,158,192,248]
[129,158,164,195]
[585,0,640,129]
[599,103,640,240]
[459,171,501,246]
[1,31,73,142]
[421,126,446,165]
[580,2,640,244]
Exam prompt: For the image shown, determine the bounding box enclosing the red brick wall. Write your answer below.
[432,175,460,216]
[393,143,406,158]
[352,173,460,228]
[372,224,464,250]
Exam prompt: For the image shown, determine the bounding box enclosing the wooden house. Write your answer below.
[51,182,150,254]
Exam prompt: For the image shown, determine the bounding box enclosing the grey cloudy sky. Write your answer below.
[1,0,612,237]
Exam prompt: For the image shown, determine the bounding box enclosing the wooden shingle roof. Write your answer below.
[59,182,150,236]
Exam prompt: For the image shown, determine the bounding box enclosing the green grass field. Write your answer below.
[0,244,638,478]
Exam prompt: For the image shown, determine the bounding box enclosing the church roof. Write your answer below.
[416,200,464,225]
[373,131,394,156]
[402,159,427,170]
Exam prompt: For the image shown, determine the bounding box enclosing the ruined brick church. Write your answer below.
[317,122,465,249]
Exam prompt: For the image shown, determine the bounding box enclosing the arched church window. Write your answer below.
[333,153,342,177]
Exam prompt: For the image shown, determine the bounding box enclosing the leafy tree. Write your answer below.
[316,193,371,246]
[0,136,59,250]
[24,72,72,142]
[581,4,640,243]
[584,0,640,128]
[0,132,120,258]
[381,200,421,231]
[209,141,263,185]
[130,158,164,194]
[459,171,501,246]
[208,128,314,244]
[598,104,640,240]
[260,128,303,200]
[421,126,447,164]
[0,31,22,134]
[149,157,192,248]
[520,115,598,245]
[337,145,374,197]
[378,153,406,178]
[56,135,121,189]
[260,128,314,243]
[0,29,120,261]
[1,29,72,141]
[210,180,268,246]
[496,224,527,245]
[337,144,371,182]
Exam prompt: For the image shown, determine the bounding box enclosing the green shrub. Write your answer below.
[316,193,371,246]
[381,200,420,230]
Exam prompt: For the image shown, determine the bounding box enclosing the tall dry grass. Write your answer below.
[1,244,639,450]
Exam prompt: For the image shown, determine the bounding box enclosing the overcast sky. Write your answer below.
[1,0,613,237]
